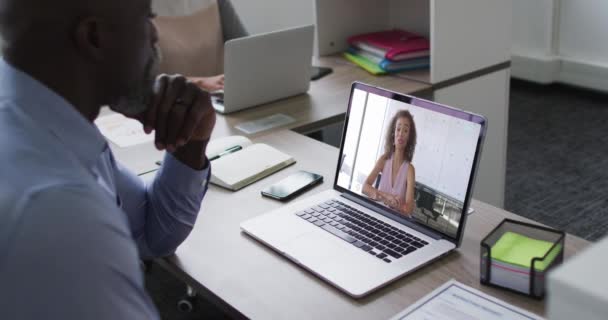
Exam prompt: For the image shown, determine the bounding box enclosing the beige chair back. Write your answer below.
[154,0,224,77]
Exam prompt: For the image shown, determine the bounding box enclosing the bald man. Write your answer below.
[0,0,216,318]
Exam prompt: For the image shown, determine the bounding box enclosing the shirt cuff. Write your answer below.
[156,153,210,194]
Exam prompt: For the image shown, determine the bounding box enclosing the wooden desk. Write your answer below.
[155,130,589,320]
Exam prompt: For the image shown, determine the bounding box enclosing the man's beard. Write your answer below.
[109,45,162,117]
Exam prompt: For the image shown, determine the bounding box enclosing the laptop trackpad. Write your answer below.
[283,231,349,266]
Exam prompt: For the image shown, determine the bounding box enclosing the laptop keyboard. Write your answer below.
[295,200,429,263]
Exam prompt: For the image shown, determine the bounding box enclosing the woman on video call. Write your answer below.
[363,110,417,217]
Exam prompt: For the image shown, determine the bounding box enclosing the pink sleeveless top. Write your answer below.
[378,155,409,201]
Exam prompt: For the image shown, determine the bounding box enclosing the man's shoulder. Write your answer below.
[1,103,80,176]
[0,102,127,255]
[0,105,98,208]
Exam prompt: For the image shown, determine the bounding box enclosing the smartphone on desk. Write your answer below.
[261,170,323,201]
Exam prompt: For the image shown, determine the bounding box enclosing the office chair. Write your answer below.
[374,172,382,189]
[154,0,248,77]
[415,188,440,223]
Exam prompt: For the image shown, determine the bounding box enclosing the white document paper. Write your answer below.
[390,280,544,320]
[95,114,154,148]
[235,113,296,135]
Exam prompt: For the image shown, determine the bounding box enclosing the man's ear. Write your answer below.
[73,17,105,61]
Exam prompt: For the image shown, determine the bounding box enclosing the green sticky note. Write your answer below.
[343,52,387,75]
[491,231,561,271]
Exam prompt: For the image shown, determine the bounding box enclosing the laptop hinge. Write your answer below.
[341,193,446,241]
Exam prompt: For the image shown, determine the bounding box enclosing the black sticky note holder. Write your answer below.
[480,219,565,299]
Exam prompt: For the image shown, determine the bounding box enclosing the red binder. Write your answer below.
[348,29,430,61]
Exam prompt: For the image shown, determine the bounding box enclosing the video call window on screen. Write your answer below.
[338,89,481,238]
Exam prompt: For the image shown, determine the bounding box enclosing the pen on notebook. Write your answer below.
[209,145,242,161]
[155,145,243,166]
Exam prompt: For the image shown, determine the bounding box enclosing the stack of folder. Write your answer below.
[487,231,561,295]
[344,29,430,75]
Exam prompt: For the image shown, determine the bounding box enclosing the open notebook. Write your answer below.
[206,136,295,191]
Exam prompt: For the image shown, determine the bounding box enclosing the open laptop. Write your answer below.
[212,25,314,114]
[241,82,487,297]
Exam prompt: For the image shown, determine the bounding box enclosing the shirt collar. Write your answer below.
[0,58,107,168]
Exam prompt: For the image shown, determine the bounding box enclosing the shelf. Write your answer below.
[314,0,511,84]
[317,55,431,85]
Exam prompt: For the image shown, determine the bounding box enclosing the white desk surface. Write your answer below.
[154,130,589,320]
[104,57,588,319]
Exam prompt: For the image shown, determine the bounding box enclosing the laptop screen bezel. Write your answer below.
[332,82,487,246]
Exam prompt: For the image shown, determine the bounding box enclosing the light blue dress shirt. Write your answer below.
[0,59,210,319]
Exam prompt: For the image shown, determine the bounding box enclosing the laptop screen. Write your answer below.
[335,83,486,241]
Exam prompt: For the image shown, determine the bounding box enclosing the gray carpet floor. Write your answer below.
[145,79,608,319]
[506,80,608,241]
